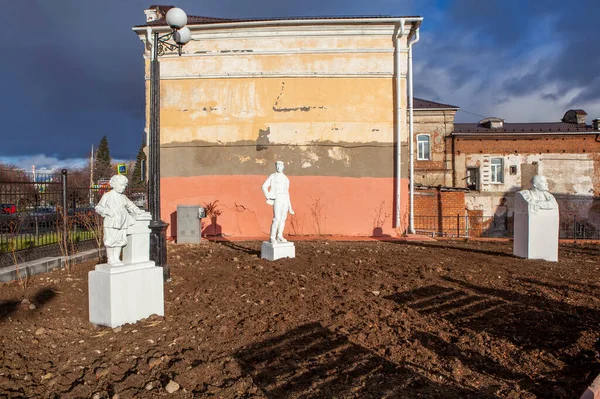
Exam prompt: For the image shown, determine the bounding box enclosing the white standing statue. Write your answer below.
[95,175,143,265]
[513,174,559,261]
[262,161,295,244]
[89,174,164,328]
[260,161,296,261]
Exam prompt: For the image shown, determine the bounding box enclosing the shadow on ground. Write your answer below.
[385,278,600,397]
[0,287,57,322]
[382,240,516,258]
[235,322,489,398]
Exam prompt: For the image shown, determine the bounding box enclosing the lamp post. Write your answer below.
[148,7,191,282]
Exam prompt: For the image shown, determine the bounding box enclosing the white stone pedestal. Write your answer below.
[261,241,295,261]
[89,261,164,328]
[123,211,151,264]
[513,196,559,262]
[89,211,164,327]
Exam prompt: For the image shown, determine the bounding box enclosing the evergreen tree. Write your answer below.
[131,141,147,187]
[94,136,112,180]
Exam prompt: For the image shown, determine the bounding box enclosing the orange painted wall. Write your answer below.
[162,176,409,239]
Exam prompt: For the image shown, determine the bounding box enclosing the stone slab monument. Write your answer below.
[89,175,164,327]
[513,174,559,262]
[261,161,296,261]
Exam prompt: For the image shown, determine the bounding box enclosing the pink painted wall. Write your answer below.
[162,175,409,239]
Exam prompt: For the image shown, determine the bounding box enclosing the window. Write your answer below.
[466,167,480,191]
[417,134,430,160]
[490,158,504,183]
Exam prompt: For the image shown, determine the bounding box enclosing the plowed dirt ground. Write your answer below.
[1,239,600,398]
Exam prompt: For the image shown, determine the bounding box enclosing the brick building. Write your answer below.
[413,102,600,238]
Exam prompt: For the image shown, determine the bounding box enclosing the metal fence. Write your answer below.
[0,169,147,255]
[414,214,600,240]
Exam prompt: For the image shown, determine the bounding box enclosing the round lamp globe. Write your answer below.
[166,8,187,29]
[174,26,191,45]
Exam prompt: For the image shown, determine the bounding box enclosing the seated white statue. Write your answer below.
[262,161,295,244]
[516,175,558,213]
[95,175,143,265]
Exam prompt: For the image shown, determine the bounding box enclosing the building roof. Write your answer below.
[413,98,459,110]
[571,109,588,116]
[136,8,421,28]
[453,122,599,134]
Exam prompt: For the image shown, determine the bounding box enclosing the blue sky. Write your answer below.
[1,0,598,171]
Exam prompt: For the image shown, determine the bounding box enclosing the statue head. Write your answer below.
[109,174,129,194]
[531,175,548,192]
[275,161,284,173]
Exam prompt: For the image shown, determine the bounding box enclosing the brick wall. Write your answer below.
[414,189,466,236]
[454,135,599,156]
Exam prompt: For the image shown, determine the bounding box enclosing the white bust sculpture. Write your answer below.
[513,174,559,261]
[262,161,295,244]
[95,175,143,265]
[516,174,558,213]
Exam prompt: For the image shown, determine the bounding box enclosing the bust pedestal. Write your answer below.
[261,241,295,261]
[513,193,559,262]
[89,212,164,327]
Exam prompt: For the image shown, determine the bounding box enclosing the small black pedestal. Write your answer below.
[149,219,170,281]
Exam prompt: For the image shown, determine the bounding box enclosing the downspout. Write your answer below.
[408,27,420,234]
[394,19,406,229]
[451,133,457,186]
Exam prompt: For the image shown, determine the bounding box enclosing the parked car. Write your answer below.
[0,213,16,232]
[0,203,16,214]
[69,206,97,228]
[19,206,59,231]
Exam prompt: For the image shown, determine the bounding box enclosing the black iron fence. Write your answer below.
[0,169,147,256]
[414,214,600,240]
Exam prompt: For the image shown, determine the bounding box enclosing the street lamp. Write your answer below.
[148,7,191,282]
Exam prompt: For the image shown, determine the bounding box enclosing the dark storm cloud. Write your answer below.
[0,0,417,162]
[1,0,598,164]
[502,70,546,96]
[439,0,600,103]
[541,93,559,101]
[0,1,148,159]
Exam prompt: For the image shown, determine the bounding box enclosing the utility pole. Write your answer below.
[89,145,94,206]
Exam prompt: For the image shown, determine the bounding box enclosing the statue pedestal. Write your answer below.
[261,241,295,261]
[513,195,559,262]
[88,262,164,328]
[89,211,164,327]
[123,211,151,264]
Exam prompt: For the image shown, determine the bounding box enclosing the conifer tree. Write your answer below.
[131,141,147,187]
[94,136,113,180]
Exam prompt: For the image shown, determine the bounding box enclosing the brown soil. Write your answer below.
[1,239,600,398]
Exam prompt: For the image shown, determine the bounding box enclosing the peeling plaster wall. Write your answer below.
[137,22,415,237]
[157,77,398,146]
[458,137,600,231]
[412,109,456,187]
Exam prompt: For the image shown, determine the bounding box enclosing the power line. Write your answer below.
[457,108,487,119]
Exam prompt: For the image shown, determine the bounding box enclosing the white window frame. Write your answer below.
[490,157,504,183]
[416,134,431,160]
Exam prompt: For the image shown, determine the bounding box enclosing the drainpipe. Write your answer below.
[394,19,406,229]
[408,27,420,234]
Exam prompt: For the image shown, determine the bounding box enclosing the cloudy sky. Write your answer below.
[1,0,598,171]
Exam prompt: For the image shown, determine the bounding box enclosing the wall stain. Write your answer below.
[272,81,327,113]
[161,139,398,178]
[256,127,271,151]
[219,49,254,53]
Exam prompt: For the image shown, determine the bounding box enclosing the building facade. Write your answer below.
[413,103,600,237]
[134,6,422,238]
